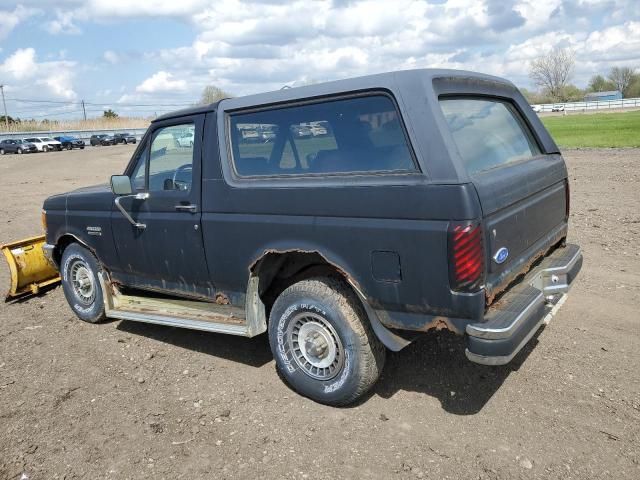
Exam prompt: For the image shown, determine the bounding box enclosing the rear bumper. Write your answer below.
[465,243,582,366]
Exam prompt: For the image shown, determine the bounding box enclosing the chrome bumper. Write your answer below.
[465,244,582,366]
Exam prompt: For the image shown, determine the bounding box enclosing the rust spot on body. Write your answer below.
[215,292,230,305]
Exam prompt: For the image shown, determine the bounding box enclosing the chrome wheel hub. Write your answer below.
[70,260,95,304]
[287,312,344,380]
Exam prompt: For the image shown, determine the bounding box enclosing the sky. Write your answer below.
[0,0,639,119]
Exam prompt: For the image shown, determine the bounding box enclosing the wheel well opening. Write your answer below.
[53,235,78,265]
[251,251,352,319]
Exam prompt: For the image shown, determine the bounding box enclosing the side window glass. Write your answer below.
[231,123,278,175]
[229,95,415,176]
[291,122,337,170]
[130,144,149,191]
[148,124,195,192]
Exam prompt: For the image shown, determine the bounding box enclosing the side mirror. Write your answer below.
[111,175,133,196]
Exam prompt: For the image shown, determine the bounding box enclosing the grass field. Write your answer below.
[541,110,640,148]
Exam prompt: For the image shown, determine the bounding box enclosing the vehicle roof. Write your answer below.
[153,68,513,122]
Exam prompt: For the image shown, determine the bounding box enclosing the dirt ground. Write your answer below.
[0,145,638,480]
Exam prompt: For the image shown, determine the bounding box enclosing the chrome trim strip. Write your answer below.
[42,243,56,266]
[107,309,250,336]
[99,272,251,337]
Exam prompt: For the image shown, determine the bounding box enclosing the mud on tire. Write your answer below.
[60,243,106,324]
[268,276,385,406]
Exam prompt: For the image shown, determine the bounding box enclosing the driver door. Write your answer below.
[110,115,212,297]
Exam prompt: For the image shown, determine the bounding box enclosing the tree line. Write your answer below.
[523,48,639,104]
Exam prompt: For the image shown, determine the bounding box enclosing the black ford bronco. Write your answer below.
[42,69,582,405]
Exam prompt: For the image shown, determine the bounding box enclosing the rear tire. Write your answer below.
[268,276,385,406]
[17,148,23,154]
[0,148,4,155]
[60,243,106,324]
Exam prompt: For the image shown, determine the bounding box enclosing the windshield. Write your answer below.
[42,137,55,142]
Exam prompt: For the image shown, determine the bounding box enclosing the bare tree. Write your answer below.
[529,48,575,101]
[199,85,232,105]
[608,66,636,97]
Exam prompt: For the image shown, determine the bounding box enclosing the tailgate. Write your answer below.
[438,97,569,303]
[474,155,568,301]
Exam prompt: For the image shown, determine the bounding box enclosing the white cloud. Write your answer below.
[45,10,82,35]
[103,50,120,64]
[2,0,640,109]
[0,48,78,100]
[0,5,40,40]
[135,71,188,93]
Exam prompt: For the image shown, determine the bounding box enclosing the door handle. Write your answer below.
[175,204,197,213]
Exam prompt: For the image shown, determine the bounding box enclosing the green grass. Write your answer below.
[541,110,640,148]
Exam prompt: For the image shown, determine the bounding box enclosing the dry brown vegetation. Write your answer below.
[1,117,151,133]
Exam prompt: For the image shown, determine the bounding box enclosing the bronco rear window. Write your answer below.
[439,98,541,174]
[228,94,416,177]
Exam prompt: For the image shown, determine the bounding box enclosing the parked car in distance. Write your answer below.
[290,124,312,138]
[42,69,582,406]
[113,133,137,145]
[531,105,542,113]
[54,135,85,150]
[176,131,194,147]
[551,104,565,112]
[24,137,62,152]
[90,134,115,146]
[0,139,38,154]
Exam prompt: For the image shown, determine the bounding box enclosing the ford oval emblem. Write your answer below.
[493,247,509,264]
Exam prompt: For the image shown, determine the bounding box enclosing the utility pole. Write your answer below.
[81,100,87,121]
[0,85,8,130]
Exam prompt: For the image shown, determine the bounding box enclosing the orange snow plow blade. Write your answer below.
[2,235,60,301]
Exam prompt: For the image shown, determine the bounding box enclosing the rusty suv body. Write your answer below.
[42,69,582,405]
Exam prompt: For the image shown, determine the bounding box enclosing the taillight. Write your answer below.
[565,178,570,220]
[448,222,484,292]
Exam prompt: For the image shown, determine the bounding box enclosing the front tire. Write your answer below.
[268,276,385,406]
[17,148,23,154]
[42,145,49,152]
[60,243,106,324]
[0,148,4,155]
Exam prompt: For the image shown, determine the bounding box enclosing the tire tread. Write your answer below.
[271,276,385,406]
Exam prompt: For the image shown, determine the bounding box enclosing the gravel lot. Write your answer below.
[0,145,639,479]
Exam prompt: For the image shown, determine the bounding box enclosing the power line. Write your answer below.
[6,97,194,107]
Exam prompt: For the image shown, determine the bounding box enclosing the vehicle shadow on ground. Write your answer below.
[116,318,541,414]
[370,328,543,415]
[116,320,273,368]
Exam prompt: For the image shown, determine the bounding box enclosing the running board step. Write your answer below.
[98,273,264,337]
